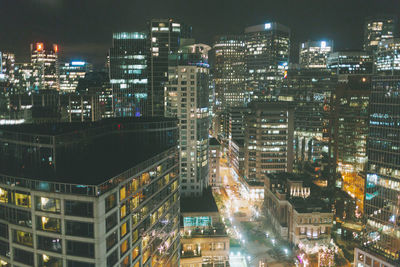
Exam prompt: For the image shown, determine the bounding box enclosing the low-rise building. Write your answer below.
[264,173,333,251]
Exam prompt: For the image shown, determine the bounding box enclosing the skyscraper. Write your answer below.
[245,22,290,101]
[213,35,247,110]
[363,15,397,51]
[109,32,148,117]
[355,74,400,267]
[0,52,15,83]
[31,42,59,91]
[148,18,192,117]
[59,60,92,93]
[299,40,333,69]
[327,51,373,75]
[165,42,210,197]
[375,38,400,74]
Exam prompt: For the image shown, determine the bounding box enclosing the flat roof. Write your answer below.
[181,188,219,213]
[209,137,220,146]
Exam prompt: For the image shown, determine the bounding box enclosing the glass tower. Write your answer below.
[364,15,397,52]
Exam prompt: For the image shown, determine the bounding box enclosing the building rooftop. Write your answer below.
[0,117,178,186]
[289,197,331,213]
[181,188,219,213]
[209,137,220,146]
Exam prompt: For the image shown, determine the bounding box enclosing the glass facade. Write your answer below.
[299,40,333,69]
[30,42,59,91]
[364,15,397,51]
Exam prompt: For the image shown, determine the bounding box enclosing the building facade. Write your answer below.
[59,61,92,93]
[375,38,400,75]
[109,32,148,117]
[363,15,397,51]
[0,118,180,267]
[299,40,333,69]
[327,51,373,75]
[31,43,59,91]
[209,138,221,188]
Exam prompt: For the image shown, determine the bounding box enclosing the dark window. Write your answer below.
[0,223,8,238]
[67,260,95,267]
[107,249,118,267]
[13,248,33,265]
[0,240,9,258]
[106,212,117,232]
[105,193,117,212]
[66,221,94,238]
[106,231,117,251]
[67,241,94,258]
[37,235,62,253]
[65,200,93,217]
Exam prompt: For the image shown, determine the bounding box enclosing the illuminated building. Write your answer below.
[363,15,397,51]
[209,138,221,188]
[0,52,15,83]
[13,63,34,93]
[109,32,148,117]
[245,22,290,101]
[375,38,400,74]
[264,173,333,249]
[331,76,370,212]
[213,35,247,111]
[148,18,192,117]
[59,60,92,93]
[31,42,59,91]
[165,42,210,197]
[299,40,333,69]
[356,75,400,266]
[243,102,294,183]
[327,51,373,75]
[180,190,229,267]
[0,118,180,267]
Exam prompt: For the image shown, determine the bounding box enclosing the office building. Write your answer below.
[375,38,400,74]
[363,15,397,51]
[209,138,221,188]
[245,22,290,100]
[13,63,34,93]
[165,42,210,197]
[327,51,373,75]
[213,35,247,110]
[180,190,229,267]
[243,102,294,182]
[264,173,333,251]
[0,118,180,267]
[356,75,400,266]
[31,42,59,91]
[148,19,192,117]
[299,40,333,69]
[0,52,15,83]
[109,32,148,117]
[59,60,92,93]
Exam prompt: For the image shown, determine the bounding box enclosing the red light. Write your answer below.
[36,43,44,51]
[53,44,58,53]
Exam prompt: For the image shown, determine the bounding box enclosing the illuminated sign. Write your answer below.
[36,43,44,51]
[71,61,86,66]
[265,23,271,30]
[321,41,326,48]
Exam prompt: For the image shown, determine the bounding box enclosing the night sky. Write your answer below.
[0,0,399,67]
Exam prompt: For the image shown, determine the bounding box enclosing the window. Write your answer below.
[13,248,33,265]
[106,212,117,232]
[120,203,128,219]
[120,186,126,201]
[37,216,61,233]
[0,223,7,239]
[37,254,62,267]
[67,260,95,267]
[121,255,130,267]
[132,245,140,261]
[130,195,139,212]
[36,197,61,213]
[120,239,129,256]
[66,221,94,238]
[0,188,8,203]
[107,249,118,267]
[132,229,138,244]
[0,240,9,258]
[106,231,117,251]
[13,230,33,247]
[37,235,62,253]
[120,222,129,238]
[105,193,117,212]
[65,200,93,217]
[67,241,94,258]
[15,192,31,208]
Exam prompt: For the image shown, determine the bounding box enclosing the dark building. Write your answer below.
[327,51,373,75]
[363,15,397,52]
[0,118,180,267]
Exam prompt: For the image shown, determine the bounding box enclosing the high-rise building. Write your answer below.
[165,42,210,197]
[363,15,397,51]
[355,75,400,267]
[109,32,148,117]
[31,42,59,91]
[213,35,247,110]
[327,51,373,75]
[59,60,92,93]
[243,102,294,183]
[375,38,400,74]
[245,22,290,100]
[13,63,33,93]
[0,118,180,267]
[0,52,15,83]
[299,40,333,69]
[148,19,192,117]
[209,138,221,188]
